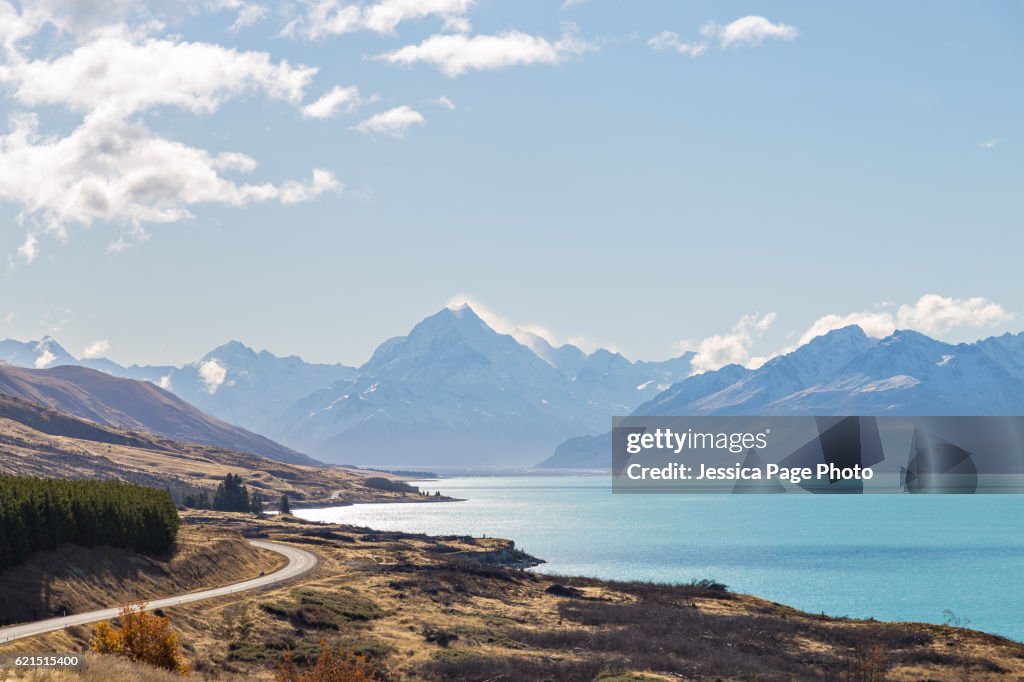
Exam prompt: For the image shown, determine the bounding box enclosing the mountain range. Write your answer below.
[5,311,1024,468]
[540,325,1024,468]
[0,305,694,466]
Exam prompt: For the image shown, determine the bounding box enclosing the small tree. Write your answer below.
[250,491,264,515]
[279,494,291,515]
[183,491,210,509]
[91,602,189,675]
[276,641,377,682]
[213,473,250,512]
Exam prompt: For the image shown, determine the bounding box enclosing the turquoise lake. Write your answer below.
[296,475,1024,641]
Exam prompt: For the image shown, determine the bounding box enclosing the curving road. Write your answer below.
[0,540,317,644]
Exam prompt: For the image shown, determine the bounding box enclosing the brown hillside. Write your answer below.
[0,394,446,507]
[0,527,282,626]
[0,365,313,464]
[3,513,1023,681]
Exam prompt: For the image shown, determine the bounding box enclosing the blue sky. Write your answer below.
[0,1,1021,368]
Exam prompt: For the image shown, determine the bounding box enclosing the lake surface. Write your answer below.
[296,475,1024,641]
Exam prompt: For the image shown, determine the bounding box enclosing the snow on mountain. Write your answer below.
[8,316,1024,470]
[0,337,76,369]
[0,338,354,441]
[0,309,693,467]
[158,341,357,437]
[273,306,694,466]
[631,326,1024,417]
[541,325,1024,468]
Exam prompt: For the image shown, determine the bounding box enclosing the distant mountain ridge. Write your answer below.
[16,312,1024,470]
[540,325,1024,468]
[0,364,315,464]
[0,305,694,466]
[273,306,694,465]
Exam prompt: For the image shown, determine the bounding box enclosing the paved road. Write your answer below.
[0,540,317,644]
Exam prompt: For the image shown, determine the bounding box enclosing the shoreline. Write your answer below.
[4,509,1022,680]
[289,484,1024,645]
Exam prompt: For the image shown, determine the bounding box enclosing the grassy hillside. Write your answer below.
[0,525,281,626]
[0,365,312,464]
[4,513,1021,681]
[0,394,446,508]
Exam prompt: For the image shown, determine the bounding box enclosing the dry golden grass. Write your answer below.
[0,526,282,627]
[0,653,190,682]
[0,415,445,508]
[4,512,1023,681]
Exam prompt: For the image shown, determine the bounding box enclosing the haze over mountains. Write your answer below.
[541,325,1024,468]
[0,305,694,466]
[0,364,312,464]
[5,309,1024,468]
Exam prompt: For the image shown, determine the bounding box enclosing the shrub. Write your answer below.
[361,477,418,494]
[276,641,379,682]
[90,602,189,675]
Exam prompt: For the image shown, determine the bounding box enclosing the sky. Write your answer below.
[0,0,1021,369]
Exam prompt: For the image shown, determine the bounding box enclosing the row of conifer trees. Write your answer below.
[0,475,179,572]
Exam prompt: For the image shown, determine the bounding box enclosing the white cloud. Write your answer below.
[353,105,424,138]
[796,311,897,347]
[283,0,475,40]
[301,85,364,119]
[0,31,316,120]
[0,0,167,47]
[0,8,341,260]
[702,16,798,48]
[0,114,341,245]
[978,138,1001,149]
[206,0,268,32]
[647,31,707,57]
[375,27,596,77]
[81,338,110,358]
[16,233,37,263]
[198,358,227,394]
[279,168,342,203]
[561,0,586,8]
[896,294,1012,334]
[686,312,777,374]
[436,95,456,110]
[34,346,56,369]
[796,294,1013,346]
[445,294,602,353]
[157,374,173,390]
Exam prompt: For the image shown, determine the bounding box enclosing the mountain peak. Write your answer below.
[203,340,259,363]
[443,302,487,324]
[213,339,255,353]
[819,324,870,342]
[882,328,940,345]
[427,304,493,333]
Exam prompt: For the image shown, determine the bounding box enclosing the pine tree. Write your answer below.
[0,476,179,571]
[279,494,291,515]
[213,473,251,512]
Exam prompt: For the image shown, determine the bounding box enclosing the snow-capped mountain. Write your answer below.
[540,325,1024,468]
[0,337,76,369]
[156,341,356,437]
[0,307,693,466]
[272,305,693,466]
[0,338,355,441]
[636,326,1024,417]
